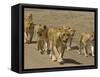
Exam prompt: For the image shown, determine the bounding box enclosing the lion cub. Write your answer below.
[37,24,49,54]
[62,26,76,50]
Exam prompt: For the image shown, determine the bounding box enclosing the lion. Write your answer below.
[62,26,76,50]
[47,27,70,64]
[79,32,94,57]
[37,24,49,54]
[24,13,36,44]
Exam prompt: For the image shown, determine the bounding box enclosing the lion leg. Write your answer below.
[24,32,29,43]
[26,32,31,43]
[37,40,42,53]
[44,41,47,51]
[37,40,40,50]
[51,43,57,61]
[91,45,94,56]
[57,47,65,64]
[51,50,57,61]
[79,42,82,55]
[29,32,34,43]
[24,32,27,43]
[51,54,57,61]
[46,39,51,55]
[41,40,45,54]
[83,45,88,57]
[48,41,52,58]
[79,36,83,55]
[66,40,71,51]
[43,40,50,54]
[48,41,56,60]
[37,40,44,54]
[68,37,73,50]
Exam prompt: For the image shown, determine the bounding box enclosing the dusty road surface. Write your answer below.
[24,8,95,69]
[24,43,94,69]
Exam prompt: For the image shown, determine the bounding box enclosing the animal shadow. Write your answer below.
[63,58,82,65]
[31,41,37,43]
[25,41,37,44]
[71,45,79,50]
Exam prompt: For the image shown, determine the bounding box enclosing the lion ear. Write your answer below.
[90,32,94,41]
[59,33,63,39]
[43,25,47,29]
[91,33,94,37]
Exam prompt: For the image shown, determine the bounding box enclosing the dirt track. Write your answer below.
[24,43,94,69]
[24,8,95,69]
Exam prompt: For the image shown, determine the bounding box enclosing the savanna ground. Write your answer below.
[24,8,95,69]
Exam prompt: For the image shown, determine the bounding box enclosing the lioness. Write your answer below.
[47,27,70,64]
[24,13,36,43]
[37,24,49,54]
[79,32,94,57]
[62,26,76,50]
